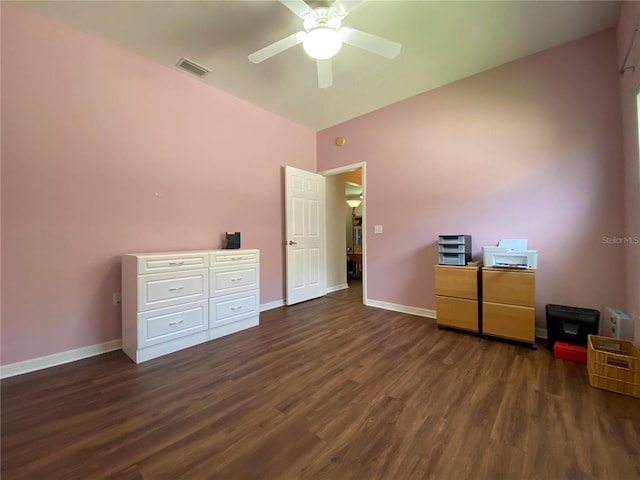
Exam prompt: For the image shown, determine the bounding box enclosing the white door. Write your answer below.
[285,166,326,305]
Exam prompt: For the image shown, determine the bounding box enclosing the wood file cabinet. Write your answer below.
[435,265,481,333]
[482,267,536,347]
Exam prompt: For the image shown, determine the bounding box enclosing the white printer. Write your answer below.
[482,239,538,269]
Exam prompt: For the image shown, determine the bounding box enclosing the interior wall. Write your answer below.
[0,3,3,349]
[617,3,640,346]
[317,29,626,330]
[325,174,348,289]
[0,5,316,365]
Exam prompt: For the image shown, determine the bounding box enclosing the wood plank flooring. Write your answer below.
[326,279,362,303]
[2,296,639,479]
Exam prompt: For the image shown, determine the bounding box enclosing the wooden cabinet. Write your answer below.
[122,249,260,363]
[482,267,535,346]
[435,265,480,333]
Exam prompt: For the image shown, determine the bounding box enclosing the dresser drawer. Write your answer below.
[136,252,209,274]
[482,268,535,307]
[210,265,259,296]
[436,296,479,332]
[482,301,535,343]
[435,265,479,299]
[210,250,259,266]
[138,269,208,311]
[209,291,259,328]
[138,301,208,347]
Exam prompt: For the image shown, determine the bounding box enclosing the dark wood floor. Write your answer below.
[326,279,362,303]
[2,296,639,480]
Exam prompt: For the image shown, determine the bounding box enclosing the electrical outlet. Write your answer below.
[113,293,121,306]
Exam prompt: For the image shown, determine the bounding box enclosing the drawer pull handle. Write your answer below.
[230,277,243,282]
[168,261,185,266]
[231,305,243,311]
[168,286,185,292]
[168,319,185,326]
[231,257,242,261]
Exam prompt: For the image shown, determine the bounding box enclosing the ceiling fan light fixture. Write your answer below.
[303,27,342,60]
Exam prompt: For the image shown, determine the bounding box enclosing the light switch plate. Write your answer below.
[374,225,383,234]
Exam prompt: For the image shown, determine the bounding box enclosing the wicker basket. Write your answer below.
[587,335,640,398]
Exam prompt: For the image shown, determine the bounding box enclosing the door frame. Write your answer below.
[318,162,367,305]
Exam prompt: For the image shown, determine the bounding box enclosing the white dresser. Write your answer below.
[122,249,260,363]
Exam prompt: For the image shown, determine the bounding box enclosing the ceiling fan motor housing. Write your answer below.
[303,7,342,33]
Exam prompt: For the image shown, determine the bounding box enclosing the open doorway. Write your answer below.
[319,162,366,305]
[345,181,363,299]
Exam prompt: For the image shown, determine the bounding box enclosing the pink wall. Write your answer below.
[1,5,316,365]
[318,29,626,330]
[0,1,3,361]
[617,3,640,346]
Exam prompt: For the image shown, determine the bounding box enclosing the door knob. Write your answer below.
[288,240,297,245]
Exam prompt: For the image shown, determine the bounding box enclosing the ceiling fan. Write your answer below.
[248,0,402,88]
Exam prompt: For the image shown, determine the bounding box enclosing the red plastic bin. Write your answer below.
[554,342,587,364]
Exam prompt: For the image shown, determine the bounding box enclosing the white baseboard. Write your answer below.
[366,299,437,319]
[535,328,548,340]
[326,283,349,294]
[260,299,284,312]
[1,339,122,379]
[3,301,283,378]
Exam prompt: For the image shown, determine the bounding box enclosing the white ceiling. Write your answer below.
[12,1,620,130]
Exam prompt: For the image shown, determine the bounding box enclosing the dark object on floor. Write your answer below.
[546,304,599,350]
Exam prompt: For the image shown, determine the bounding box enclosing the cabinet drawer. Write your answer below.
[138,300,208,347]
[483,268,535,306]
[136,252,209,274]
[210,250,259,266]
[435,265,479,300]
[436,296,479,332]
[210,265,259,296]
[482,301,535,343]
[209,291,259,328]
[138,269,208,311]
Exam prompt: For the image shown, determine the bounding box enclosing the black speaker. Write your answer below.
[224,231,241,249]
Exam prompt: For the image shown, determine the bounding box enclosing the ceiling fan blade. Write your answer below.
[248,32,306,64]
[340,27,402,59]
[317,59,333,89]
[279,0,314,18]
[330,0,364,18]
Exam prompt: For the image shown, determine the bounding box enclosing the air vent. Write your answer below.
[176,57,211,77]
